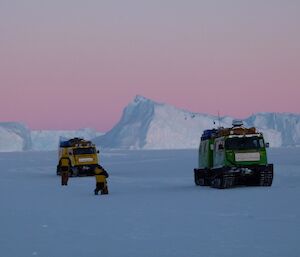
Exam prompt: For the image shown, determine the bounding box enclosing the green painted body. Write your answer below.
[198,135,268,171]
[198,139,213,168]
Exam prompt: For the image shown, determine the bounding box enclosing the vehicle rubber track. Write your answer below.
[211,173,235,189]
[259,170,273,186]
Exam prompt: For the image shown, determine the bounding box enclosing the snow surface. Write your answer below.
[0,148,299,257]
[95,96,300,149]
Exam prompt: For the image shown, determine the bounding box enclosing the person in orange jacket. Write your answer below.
[59,157,71,186]
[94,164,109,195]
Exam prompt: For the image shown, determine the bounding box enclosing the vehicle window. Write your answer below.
[225,137,264,150]
[73,147,96,155]
[259,139,264,148]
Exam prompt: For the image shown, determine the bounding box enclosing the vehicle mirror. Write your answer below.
[265,142,270,148]
[97,150,99,154]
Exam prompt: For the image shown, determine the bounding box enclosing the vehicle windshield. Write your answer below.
[73,147,96,155]
[225,137,265,150]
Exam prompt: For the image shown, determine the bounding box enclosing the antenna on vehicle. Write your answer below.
[218,111,221,128]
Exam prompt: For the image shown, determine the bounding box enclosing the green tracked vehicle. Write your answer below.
[194,120,273,189]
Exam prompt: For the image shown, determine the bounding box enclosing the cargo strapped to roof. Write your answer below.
[59,138,92,148]
[217,127,256,137]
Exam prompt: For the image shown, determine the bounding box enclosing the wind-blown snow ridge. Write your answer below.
[94,96,300,149]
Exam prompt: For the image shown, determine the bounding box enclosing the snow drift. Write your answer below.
[95,96,300,149]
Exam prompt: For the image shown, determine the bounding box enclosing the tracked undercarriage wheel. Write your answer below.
[70,167,79,177]
[194,169,210,186]
[211,174,235,189]
[259,170,273,186]
[211,176,222,189]
[194,170,201,186]
[223,174,235,188]
[194,170,208,186]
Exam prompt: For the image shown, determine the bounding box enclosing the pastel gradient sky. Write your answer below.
[1,0,299,131]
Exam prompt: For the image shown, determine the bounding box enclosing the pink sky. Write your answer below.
[0,1,299,131]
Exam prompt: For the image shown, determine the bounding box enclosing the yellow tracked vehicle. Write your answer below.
[57,137,99,176]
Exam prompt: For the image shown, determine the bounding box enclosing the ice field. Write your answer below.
[0,148,300,257]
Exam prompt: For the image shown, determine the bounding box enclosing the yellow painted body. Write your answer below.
[57,138,100,176]
[59,146,99,168]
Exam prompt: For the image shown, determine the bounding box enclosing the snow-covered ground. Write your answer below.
[0,148,299,257]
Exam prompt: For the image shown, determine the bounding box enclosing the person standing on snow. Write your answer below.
[59,157,71,186]
[94,164,109,195]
